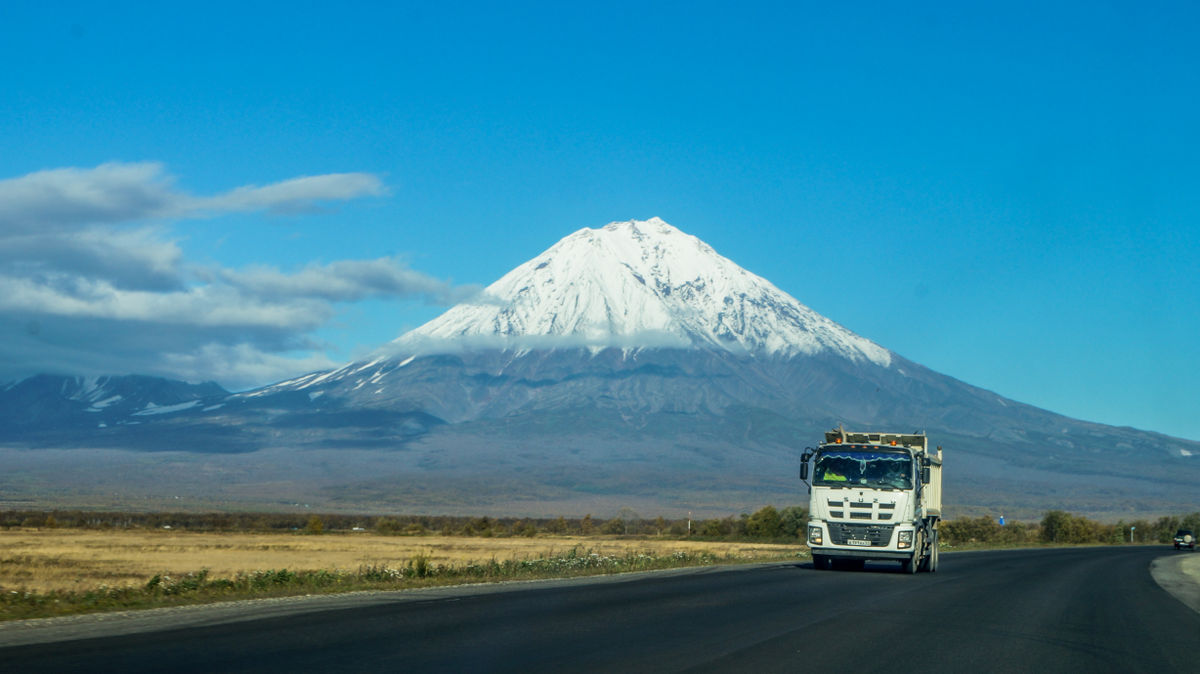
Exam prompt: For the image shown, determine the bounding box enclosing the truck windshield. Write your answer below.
[813,450,912,489]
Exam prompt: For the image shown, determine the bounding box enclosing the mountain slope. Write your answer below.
[1,218,1197,517]
[0,374,227,432]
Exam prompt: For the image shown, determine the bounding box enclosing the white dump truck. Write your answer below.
[800,428,943,573]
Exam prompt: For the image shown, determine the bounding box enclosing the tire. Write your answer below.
[812,554,830,570]
[906,532,924,574]
[930,537,940,572]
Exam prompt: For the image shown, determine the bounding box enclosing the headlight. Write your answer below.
[898,530,913,549]
[808,525,823,545]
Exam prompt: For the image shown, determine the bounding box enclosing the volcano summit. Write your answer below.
[389,217,890,363]
[2,218,1197,517]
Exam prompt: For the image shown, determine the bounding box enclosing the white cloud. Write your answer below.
[160,344,341,392]
[0,162,462,390]
[0,162,178,234]
[0,310,337,392]
[380,331,693,359]
[201,173,388,214]
[0,162,387,233]
[0,274,330,329]
[220,258,483,304]
[0,227,185,291]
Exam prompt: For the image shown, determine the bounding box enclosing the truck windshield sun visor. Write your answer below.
[813,451,913,489]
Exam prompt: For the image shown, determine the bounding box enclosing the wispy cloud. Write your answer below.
[201,173,387,215]
[0,227,185,291]
[0,162,178,234]
[0,275,329,328]
[380,331,694,359]
[0,162,460,390]
[160,344,341,390]
[0,162,386,233]
[219,258,483,304]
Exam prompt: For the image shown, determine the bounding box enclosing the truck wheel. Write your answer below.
[930,540,939,572]
[916,537,936,568]
[908,532,925,574]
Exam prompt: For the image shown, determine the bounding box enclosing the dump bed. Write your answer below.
[924,448,942,518]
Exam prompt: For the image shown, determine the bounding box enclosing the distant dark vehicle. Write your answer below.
[1175,529,1195,550]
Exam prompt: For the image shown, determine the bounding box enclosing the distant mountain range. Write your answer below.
[3,218,1197,518]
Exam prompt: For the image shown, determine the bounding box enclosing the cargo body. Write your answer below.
[801,428,943,573]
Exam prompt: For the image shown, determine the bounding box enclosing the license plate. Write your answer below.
[846,539,871,546]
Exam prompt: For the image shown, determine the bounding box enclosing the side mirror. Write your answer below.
[921,467,931,485]
[800,463,808,481]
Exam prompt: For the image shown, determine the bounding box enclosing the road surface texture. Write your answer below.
[2,546,1196,672]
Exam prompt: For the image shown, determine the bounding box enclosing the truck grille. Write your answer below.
[826,499,898,523]
[827,522,895,547]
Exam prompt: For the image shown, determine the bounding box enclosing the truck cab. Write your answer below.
[801,428,942,573]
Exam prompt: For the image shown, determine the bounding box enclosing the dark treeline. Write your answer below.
[0,506,809,541]
[4,507,1198,545]
[939,510,1200,546]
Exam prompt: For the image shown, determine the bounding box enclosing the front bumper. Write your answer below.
[808,521,917,561]
[810,547,913,561]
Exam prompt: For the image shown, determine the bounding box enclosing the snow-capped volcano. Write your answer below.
[6,217,1200,517]
[391,217,891,366]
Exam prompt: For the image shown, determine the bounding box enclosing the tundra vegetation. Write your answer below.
[1,507,1196,621]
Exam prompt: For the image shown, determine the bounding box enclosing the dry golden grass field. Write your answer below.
[0,529,803,593]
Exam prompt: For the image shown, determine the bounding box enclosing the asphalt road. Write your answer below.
[3,546,1197,673]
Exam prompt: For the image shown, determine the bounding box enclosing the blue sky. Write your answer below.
[1,1,1197,440]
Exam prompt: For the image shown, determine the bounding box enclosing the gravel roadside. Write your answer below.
[1150,552,1200,614]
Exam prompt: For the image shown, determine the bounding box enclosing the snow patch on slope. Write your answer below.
[86,395,123,412]
[132,400,200,416]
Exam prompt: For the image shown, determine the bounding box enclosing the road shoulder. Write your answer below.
[0,560,789,648]
[1150,552,1200,614]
